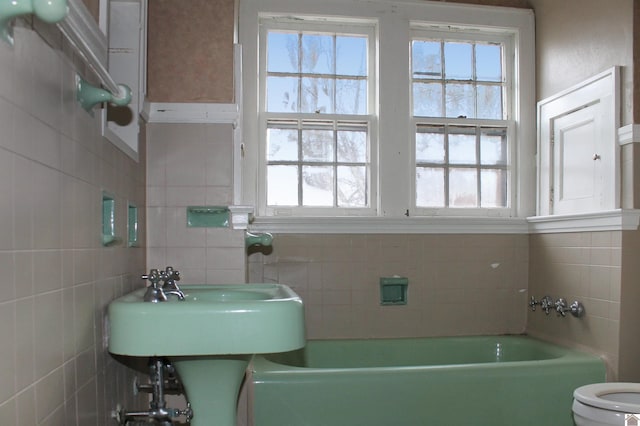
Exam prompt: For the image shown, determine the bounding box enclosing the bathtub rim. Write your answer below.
[251,334,605,375]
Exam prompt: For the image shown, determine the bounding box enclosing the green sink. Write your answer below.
[108,284,305,357]
[107,283,305,426]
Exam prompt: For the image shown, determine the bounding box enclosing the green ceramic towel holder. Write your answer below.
[76,75,132,112]
[0,0,68,45]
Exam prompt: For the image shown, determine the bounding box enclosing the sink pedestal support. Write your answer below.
[172,355,251,426]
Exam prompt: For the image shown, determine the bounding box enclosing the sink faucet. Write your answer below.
[142,269,167,303]
[160,266,185,300]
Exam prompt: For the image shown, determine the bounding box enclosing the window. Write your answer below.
[411,30,513,213]
[260,20,375,215]
[240,0,535,228]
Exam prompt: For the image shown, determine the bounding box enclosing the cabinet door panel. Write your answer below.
[552,104,603,214]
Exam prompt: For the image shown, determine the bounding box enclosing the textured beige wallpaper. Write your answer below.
[147,0,235,103]
[145,0,530,103]
[530,0,633,125]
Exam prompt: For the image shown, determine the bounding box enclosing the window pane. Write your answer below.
[302,129,333,162]
[481,169,507,207]
[413,82,443,117]
[267,32,299,73]
[449,168,477,207]
[476,43,502,82]
[336,36,367,76]
[416,167,444,207]
[445,42,472,80]
[480,128,507,165]
[267,128,298,161]
[338,166,367,207]
[412,40,442,79]
[302,166,334,206]
[337,129,366,162]
[267,76,299,112]
[336,79,366,114]
[416,125,445,163]
[449,127,476,164]
[268,165,299,205]
[301,77,334,113]
[301,34,334,74]
[445,83,474,118]
[477,84,503,119]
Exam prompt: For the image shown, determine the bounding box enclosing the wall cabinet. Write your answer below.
[537,67,619,216]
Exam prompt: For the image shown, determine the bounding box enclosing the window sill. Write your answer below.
[527,209,640,234]
[250,216,529,234]
[248,210,640,234]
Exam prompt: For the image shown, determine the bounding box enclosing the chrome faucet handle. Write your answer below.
[529,296,539,311]
[555,299,585,318]
[142,269,161,286]
[163,266,180,281]
[142,269,168,302]
[540,295,554,315]
[555,298,568,317]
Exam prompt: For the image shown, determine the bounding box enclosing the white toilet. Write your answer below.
[573,383,640,425]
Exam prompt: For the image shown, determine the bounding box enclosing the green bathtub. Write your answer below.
[251,335,605,426]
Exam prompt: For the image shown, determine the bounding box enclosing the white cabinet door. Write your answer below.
[552,103,605,214]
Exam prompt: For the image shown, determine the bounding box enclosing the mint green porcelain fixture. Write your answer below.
[186,206,230,228]
[0,0,68,45]
[245,231,273,247]
[108,284,305,426]
[76,75,132,112]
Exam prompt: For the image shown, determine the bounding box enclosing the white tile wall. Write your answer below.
[249,234,530,339]
[528,232,623,379]
[0,26,146,424]
[146,123,246,284]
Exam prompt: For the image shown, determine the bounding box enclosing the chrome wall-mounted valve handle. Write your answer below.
[529,296,540,311]
[555,298,585,318]
[540,295,554,315]
[555,298,568,317]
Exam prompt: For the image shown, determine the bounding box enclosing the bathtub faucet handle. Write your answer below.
[540,295,554,315]
[555,298,585,318]
[528,296,539,311]
[555,298,568,317]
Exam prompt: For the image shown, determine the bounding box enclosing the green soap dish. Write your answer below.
[187,206,230,228]
[380,277,408,305]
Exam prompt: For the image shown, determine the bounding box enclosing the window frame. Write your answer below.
[409,26,516,217]
[239,0,536,232]
[258,17,378,217]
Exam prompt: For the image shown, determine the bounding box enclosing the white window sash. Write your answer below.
[239,0,536,228]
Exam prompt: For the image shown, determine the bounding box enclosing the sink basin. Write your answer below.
[108,284,305,357]
[107,283,306,426]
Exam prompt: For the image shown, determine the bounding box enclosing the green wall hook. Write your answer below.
[0,0,68,45]
[76,75,132,112]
